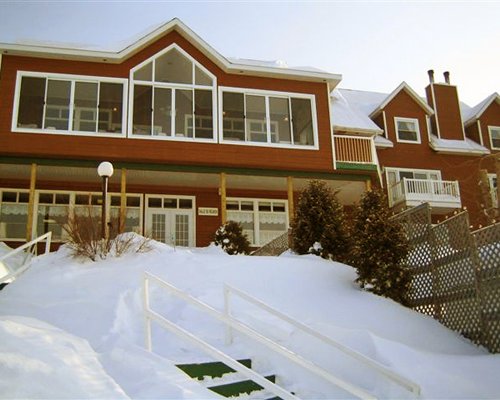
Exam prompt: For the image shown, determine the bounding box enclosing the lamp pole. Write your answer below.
[97,161,114,239]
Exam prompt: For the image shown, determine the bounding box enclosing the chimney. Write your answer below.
[427,69,434,84]
[443,71,450,84]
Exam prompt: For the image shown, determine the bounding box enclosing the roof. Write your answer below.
[0,18,342,87]
[369,82,434,118]
[462,93,500,126]
[429,134,490,155]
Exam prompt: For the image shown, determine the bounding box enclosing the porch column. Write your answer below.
[220,172,227,224]
[496,156,500,210]
[26,163,37,241]
[120,168,127,233]
[365,178,372,192]
[287,176,294,224]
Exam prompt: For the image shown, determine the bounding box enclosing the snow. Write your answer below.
[1,238,499,399]
[429,134,490,154]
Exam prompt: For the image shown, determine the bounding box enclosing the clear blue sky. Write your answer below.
[0,1,498,105]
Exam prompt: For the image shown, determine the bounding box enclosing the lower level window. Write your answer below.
[0,190,29,240]
[226,198,288,246]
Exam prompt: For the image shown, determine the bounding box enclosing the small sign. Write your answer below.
[198,207,219,216]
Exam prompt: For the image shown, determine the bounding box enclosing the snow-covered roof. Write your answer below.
[429,134,490,155]
[0,18,342,86]
[374,135,394,148]
[330,89,386,134]
[462,93,500,126]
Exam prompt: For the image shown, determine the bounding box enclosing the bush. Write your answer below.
[214,220,251,255]
[290,180,351,262]
[350,189,411,305]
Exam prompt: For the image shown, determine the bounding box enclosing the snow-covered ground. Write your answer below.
[1,237,499,399]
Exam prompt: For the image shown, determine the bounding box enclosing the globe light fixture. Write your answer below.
[97,161,114,239]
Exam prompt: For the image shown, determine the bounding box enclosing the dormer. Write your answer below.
[463,93,500,152]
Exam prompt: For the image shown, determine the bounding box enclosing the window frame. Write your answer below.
[12,71,128,138]
[394,117,421,144]
[0,188,30,241]
[385,167,442,186]
[218,86,319,150]
[488,126,500,150]
[128,43,218,143]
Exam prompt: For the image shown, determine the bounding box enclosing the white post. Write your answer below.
[224,285,233,345]
[143,275,152,352]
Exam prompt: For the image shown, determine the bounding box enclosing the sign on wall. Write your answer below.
[198,207,219,216]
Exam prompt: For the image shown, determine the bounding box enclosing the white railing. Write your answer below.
[143,272,377,400]
[0,232,52,285]
[388,178,461,207]
[334,135,377,165]
[224,284,420,397]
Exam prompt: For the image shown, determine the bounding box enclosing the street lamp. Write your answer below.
[97,161,114,239]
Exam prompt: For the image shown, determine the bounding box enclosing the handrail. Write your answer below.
[143,272,376,400]
[0,232,52,284]
[333,135,376,165]
[224,284,420,396]
[389,178,461,206]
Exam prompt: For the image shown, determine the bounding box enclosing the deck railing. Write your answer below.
[333,135,377,165]
[388,178,461,207]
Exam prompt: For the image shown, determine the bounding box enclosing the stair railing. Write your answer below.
[143,272,377,400]
[224,284,421,397]
[0,232,52,285]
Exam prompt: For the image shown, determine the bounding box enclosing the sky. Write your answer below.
[0,1,498,106]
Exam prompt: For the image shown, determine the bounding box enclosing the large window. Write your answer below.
[130,45,216,140]
[0,190,29,240]
[221,88,317,148]
[14,72,127,136]
[226,198,288,246]
[394,117,421,143]
[488,126,500,150]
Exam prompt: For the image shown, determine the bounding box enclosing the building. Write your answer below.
[0,18,379,249]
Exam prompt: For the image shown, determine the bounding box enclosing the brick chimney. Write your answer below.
[425,70,465,140]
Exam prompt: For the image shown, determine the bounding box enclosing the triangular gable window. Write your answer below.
[129,44,216,140]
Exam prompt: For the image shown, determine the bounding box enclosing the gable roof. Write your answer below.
[462,92,500,126]
[369,82,434,118]
[0,18,341,86]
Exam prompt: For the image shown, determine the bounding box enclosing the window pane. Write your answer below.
[241,201,254,211]
[133,85,152,135]
[2,192,18,202]
[44,80,71,130]
[246,95,267,143]
[273,202,286,212]
[148,197,162,208]
[259,210,287,246]
[154,87,172,136]
[99,83,123,133]
[164,198,177,208]
[227,211,254,245]
[175,89,193,138]
[0,203,28,239]
[270,97,291,144]
[127,196,141,207]
[38,193,53,204]
[37,204,68,241]
[491,128,500,149]
[17,76,45,129]
[195,66,212,86]
[223,92,245,141]
[291,98,314,145]
[258,202,272,212]
[194,89,213,139]
[155,48,192,84]
[397,120,418,141]
[75,194,91,205]
[134,61,152,81]
[73,81,98,132]
[227,201,239,210]
[179,199,192,209]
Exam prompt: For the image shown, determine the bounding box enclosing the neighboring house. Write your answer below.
[0,18,378,248]
[332,70,499,226]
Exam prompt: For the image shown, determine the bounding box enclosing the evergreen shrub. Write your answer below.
[214,220,251,255]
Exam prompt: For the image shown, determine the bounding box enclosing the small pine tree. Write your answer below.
[214,220,251,255]
[291,180,351,262]
[351,189,411,305]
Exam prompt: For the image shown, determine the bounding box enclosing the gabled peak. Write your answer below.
[463,92,500,125]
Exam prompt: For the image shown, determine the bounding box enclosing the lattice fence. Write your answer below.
[251,230,290,256]
[392,204,500,353]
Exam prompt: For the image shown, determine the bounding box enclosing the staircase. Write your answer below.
[176,359,284,399]
[251,230,290,256]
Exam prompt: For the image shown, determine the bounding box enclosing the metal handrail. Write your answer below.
[143,272,376,400]
[224,284,420,396]
[0,232,52,284]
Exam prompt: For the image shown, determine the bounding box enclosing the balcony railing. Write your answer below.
[388,178,461,211]
[333,135,377,166]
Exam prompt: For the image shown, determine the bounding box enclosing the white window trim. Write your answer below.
[128,43,218,143]
[394,117,421,144]
[385,167,442,184]
[226,197,288,247]
[218,86,319,150]
[488,126,500,150]
[12,71,128,138]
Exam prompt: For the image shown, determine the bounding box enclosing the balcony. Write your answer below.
[333,135,378,171]
[388,178,461,214]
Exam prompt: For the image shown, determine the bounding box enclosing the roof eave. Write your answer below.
[333,125,383,136]
[429,142,490,156]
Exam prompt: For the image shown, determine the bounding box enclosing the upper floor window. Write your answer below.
[488,126,500,150]
[220,87,318,148]
[394,117,421,143]
[13,72,127,136]
[129,44,217,141]
[386,167,441,187]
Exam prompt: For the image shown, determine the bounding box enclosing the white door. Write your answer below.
[146,209,193,247]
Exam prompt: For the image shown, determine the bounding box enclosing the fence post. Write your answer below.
[143,275,152,352]
[224,285,233,345]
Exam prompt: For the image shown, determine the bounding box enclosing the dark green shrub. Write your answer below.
[214,220,251,255]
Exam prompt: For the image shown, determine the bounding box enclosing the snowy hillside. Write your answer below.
[1,238,499,399]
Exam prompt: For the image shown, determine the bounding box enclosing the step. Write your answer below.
[207,374,276,398]
[176,359,252,380]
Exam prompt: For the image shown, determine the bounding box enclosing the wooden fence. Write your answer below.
[392,204,500,352]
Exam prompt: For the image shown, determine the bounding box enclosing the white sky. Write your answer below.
[0,1,498,106]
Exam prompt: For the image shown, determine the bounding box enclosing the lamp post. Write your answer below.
[97,161,114,239]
